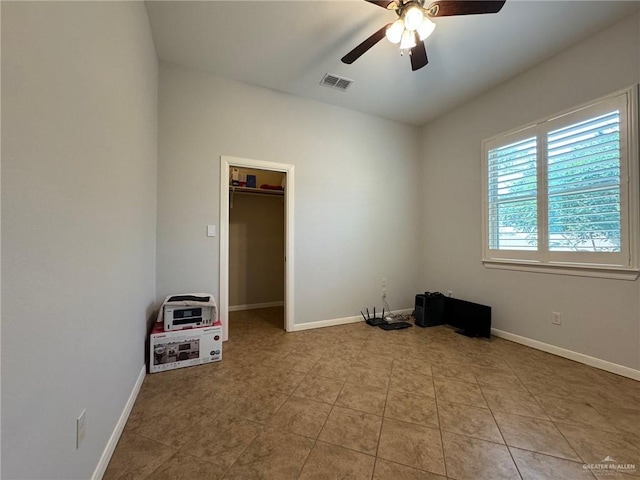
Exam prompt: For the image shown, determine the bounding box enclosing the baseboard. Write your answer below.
[229,301,284,312]
[92,364,146,480]
[491,328,640,381]
[292,308,413,332]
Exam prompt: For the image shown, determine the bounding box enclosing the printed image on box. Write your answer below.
[150,322,222,373]
[154,338,200,365]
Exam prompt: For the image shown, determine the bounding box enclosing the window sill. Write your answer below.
[482,259,639,281]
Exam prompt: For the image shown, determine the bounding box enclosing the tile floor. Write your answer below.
[105,307,640,480]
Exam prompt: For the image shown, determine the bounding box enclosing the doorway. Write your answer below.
[219,156,295,341]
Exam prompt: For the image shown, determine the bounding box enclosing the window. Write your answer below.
[482,86,639,278]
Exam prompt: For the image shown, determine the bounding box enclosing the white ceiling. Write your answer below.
[146,0,640,126]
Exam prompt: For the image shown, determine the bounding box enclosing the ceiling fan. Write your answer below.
[341,0,506,71]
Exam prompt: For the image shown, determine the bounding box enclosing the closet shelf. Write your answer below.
[230,186,284,197]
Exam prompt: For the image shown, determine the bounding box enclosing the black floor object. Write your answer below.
[378,322,412,330]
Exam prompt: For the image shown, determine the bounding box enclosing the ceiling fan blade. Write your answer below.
[365,0,399,9]
[426,1,506,17]
[410,40,428,71]
[341,24,391,65]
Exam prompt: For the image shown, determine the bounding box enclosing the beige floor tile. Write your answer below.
[360,353,395,371]
[389,369,436,398]
[362,341,397,357]
[318,405,383,455]
[267,396,332,439]
[460,351,508,369]
[298,441,376,480]
[373,458,446,480]
[510,447,596,480]
[314,357,355,378]
[336,382,388,415]
[223,429,314,480]
[247,368,307,395]
[431,362,478,384]
[535,394,619,433]
[103,433,176,480]
[473,366,526,391]
[124,389,187,433]
[138,369,200,399]
[442,432,520,480]
[384,390,439,428]
[392,356,433,375]
[292,374,344,404]
[145,452,224,480]
[224,388,288,423]
[181,414,264,470]
[494,412,580,461]
[128,401,220,449]
[556,423,640,476]
[437,400,503,444]
[189,374,251,403]
[285,351,320,373]
[598,406,640,439]
[377,418,446,476]
[347,366,392,390]
[433,378,488,408]
[481,384,549,420]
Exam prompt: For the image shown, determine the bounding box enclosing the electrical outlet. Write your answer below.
[447,290,453,297]
[381,277,386,288]
[76,409,86,449]
[552,312,562,326]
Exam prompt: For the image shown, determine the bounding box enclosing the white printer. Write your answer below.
[157,293,218,331]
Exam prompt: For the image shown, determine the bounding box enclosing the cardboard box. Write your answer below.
[150,321,222,373]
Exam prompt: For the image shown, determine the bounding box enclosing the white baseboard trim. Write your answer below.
[92,364,146,480]
[491,328,640,381]
[292,308,413,332]
[229,301,284,312]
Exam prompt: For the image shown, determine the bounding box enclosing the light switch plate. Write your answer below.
[207,225,216,237]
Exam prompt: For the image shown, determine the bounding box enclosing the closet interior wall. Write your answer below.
[229,168,285,311]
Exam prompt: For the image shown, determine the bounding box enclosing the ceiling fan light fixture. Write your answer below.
[385,19,404,44]
[403,5,424,31]
[400,29,417,49]
[417,17,436,40]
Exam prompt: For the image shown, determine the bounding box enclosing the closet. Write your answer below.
[228,167,286,324]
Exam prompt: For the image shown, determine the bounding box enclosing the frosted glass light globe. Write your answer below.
[403,6,424,31]
[400,29,417,49]
[385,19,404,44]
[417,17,436,40]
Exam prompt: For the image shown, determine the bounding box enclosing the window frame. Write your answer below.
[481,85,639,280]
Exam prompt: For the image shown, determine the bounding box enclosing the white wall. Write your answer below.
[1,3,158,479]
[157,62,422,325]
[420,14,640,370]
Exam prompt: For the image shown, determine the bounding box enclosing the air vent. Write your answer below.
[320,73,353,92]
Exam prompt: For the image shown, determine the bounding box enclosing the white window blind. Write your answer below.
[482,86,638,278]
[487,136,537,250]
[547,111,621,252]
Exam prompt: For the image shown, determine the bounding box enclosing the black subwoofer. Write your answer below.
[415,292,446,327]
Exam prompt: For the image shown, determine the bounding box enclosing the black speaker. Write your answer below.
[414,294,426,326]
[415,292,446,327]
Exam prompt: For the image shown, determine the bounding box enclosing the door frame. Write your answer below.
[219,155,295,341]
